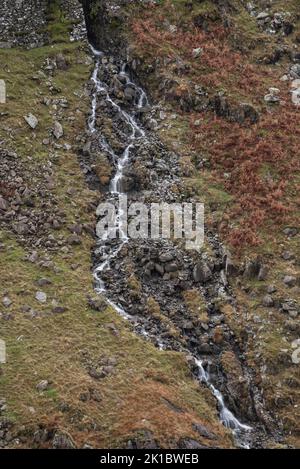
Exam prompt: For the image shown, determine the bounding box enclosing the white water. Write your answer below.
[89,45,252,443]
[195,359,252,439]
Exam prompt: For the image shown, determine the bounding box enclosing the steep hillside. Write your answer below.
[0,0,299,450]
[0,0,233,450]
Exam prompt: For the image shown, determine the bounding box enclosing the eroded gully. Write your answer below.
[82,45,276,449]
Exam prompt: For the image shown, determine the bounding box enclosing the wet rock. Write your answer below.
[52,430,76,449]
[124,86,136,101]
[24,113,38,129]
[193,261,212,283]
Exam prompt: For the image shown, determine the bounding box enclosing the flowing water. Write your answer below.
[88,45,252,448]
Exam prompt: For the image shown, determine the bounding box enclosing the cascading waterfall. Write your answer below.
[88,45,252,447]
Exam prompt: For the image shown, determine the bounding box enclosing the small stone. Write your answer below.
[282,251,294,261]
[290,64,300,79]
[283,276,296,287]
[154,263,164,276]
[193,261,212,283]
[36,380,49,391]
[55,53,68,71]
[262,295,274,307]
[35,291,47,303]
[24,113,38,129]
[36,278,52,287]
[67,234,81,245]
[264,93,280,104]
[28,251,39,263]
[88,367,107,380]
[258,265,268,281]
[2,295,12,308]
[88,295,107,311]
[267,285,277,294]
[52,306,67,314]
[79,392,90,402]
[192,47,203,59]
[0,197,8,211]
[198,343,212,354]
[192,423,217,440]
[243,259,260,279]
[165,262,178,273]
[52,430,76,449]
[291,88,300,106]
[53,121,63,139]
[159,252,174,263]
[90,388,102,402]
[283,227,298,237]
[256,12,270,21]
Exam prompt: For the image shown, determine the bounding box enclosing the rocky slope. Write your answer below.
[0,0,299,449]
